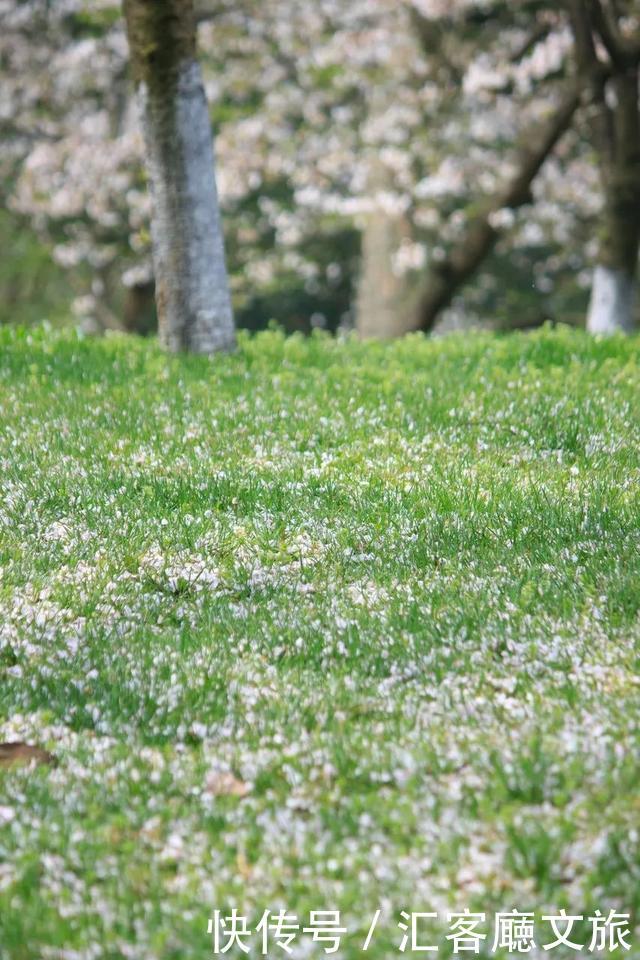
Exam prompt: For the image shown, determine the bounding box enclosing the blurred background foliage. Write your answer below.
[0,0,637,337]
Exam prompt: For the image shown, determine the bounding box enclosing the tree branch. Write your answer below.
[414,85,582,333]
[587,0,640,67]
[510,23,553,64]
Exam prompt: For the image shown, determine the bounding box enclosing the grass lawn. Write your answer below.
[0,325,639,959]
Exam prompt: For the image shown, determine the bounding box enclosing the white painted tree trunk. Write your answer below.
[138,62,235,353]
[123,0,235,354]
[586,265,637,334]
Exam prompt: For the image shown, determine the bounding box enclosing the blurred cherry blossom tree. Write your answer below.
[2,0,636,335]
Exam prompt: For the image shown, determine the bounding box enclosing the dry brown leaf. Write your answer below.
[0,742,57,768]
[204,770,249,798]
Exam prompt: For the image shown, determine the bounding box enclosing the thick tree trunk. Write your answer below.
[414,87,580,333]
[357,212,420,338]
[356,163,423,338]
[122,0,235,353]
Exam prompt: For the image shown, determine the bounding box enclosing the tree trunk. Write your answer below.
[586,71,640,334]
[123,281,157,336]
[122,0,235,353]
[356,163,423,339]
[568,1,640,334]
[587,266,636,333]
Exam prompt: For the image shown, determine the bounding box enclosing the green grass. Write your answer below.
[0,324,639,959]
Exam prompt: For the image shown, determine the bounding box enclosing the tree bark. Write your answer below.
[123,281,156,336]
[586,67,640,333]
[356,210,422,338]
[569,1,640,333]
[356,161,424,339]
[122,0,235,353]
[414,86,581,333]
[587,265,636,333]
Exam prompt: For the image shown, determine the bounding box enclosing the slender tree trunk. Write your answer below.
[586,69,640,333]
[568,0,640,334]
[122,0,235,353]
[414,87,580,333]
